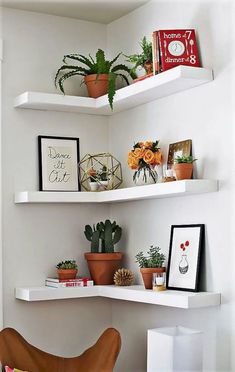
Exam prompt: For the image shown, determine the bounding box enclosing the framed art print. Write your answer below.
[166,224,204,292]
[38,136,80,191]
[167,139,192,169]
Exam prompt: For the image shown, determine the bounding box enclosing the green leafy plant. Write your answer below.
[125,36,153,77]
[55,49,131,110]
[135,245,165,268]
[56,260,78,269]
[174,155,197,164]
[84,219,122,253]
[98,165,108,181]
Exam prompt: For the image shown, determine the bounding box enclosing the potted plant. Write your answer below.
[174,155,197,180]
[84,219,123,284]
[135,245,166,289]
[98,165,109,190]
[88,168,98,191]
[56,260,78,280]
[125,36,153,78]
[55,49,131,110]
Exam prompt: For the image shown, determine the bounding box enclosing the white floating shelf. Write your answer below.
[14,180,218,204]
[15,285,221,309]
[14,66,213,116]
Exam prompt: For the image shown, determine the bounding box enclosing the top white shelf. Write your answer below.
[14,66,213,116]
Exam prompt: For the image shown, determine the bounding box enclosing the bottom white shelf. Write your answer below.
[15,285,221,309]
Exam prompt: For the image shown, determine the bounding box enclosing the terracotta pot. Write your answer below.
[140,267,165,289]
[174,163,193,180]
[84,252,123,285]
[84,74,109,98]
[143,61,153,74]
[57,269,78,280]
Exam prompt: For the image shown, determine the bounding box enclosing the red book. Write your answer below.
[152,31,160,74]
[157,29,201,71]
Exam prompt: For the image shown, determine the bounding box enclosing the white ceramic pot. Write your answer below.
[89,182,98,191]
[99,180,109,190]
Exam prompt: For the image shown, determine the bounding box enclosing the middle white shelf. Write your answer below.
[14,179,218,204]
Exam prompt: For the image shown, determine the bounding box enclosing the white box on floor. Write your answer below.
[147,326,203,372]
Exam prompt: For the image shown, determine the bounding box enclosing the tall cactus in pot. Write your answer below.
[84,219,123,285]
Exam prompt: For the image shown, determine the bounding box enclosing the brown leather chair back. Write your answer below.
[0,327,121,372]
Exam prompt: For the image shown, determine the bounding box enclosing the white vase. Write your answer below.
[134,167,157,186]
[147,326,203,372]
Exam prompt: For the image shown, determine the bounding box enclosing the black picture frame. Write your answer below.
[38,135,80,191]
[166,224,204,292]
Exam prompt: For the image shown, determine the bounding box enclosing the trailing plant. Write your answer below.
[84,219,122,253]
[125,36,153,77]
[174,155,197,164]
[55,49,131,110]
[56,260,78,270]
[135,245,165,268]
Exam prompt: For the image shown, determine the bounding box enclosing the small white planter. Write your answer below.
[89,182,98,191]
[147,326,203,372]
[99,180,109,190]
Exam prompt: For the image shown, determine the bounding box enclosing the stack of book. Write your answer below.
[45,277,94,288]
[152,29,200,74]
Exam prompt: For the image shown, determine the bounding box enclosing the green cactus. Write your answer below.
[84,219,122,253]
[84,224,100,253]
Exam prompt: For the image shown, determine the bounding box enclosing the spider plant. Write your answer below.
[55,49,131,110]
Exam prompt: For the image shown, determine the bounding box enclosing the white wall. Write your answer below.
[0,7,3,329]
[1,1,234,371]
[108,1,234,371]
[1,8,113,354]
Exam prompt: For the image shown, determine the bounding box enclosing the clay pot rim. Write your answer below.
[174,163,193,168]
[84,252,123,261]
[84,74,109,82]
[57,268,78,273]
[140,267,165,273]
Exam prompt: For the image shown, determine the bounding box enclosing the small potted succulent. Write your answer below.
[125,36,153,78]
[56,260,78,280]
[55,49,131,110]
[135,245,166,289]
[174,155,197,180]
[84,219,123,284]
[88,168,98,191]
[97,165,109,190]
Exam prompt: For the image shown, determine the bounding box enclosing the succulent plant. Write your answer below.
[56,260,78,270]
[174,155,197,164]
[84,219,122,253]
[135,245,165,268]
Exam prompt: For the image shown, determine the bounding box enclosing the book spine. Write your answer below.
[45,280,94,288]
[152,31,160,74]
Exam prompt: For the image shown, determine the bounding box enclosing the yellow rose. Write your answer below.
[154,151,162,165]
[144,141,153,149]
[128,152,139,169]
[138,142,145,148]
[143,149,155,164]
[133,147,145,159]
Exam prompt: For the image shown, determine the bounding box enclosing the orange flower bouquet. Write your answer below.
[128,140,162,185]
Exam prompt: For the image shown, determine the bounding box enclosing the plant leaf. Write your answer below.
[55,65,89,87]
[111,64,130,74]
[57,70,84,94]
[108,72,117,110]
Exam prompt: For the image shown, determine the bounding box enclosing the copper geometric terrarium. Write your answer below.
[78,153,122,191]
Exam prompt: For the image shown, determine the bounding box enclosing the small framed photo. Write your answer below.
[166,224,204,292]
[38,136,80,191]
[167,139,192,168]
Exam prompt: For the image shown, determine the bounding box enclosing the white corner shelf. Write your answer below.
[14,180,218,204]
[14,66,213,116]
[15,285,221,309]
